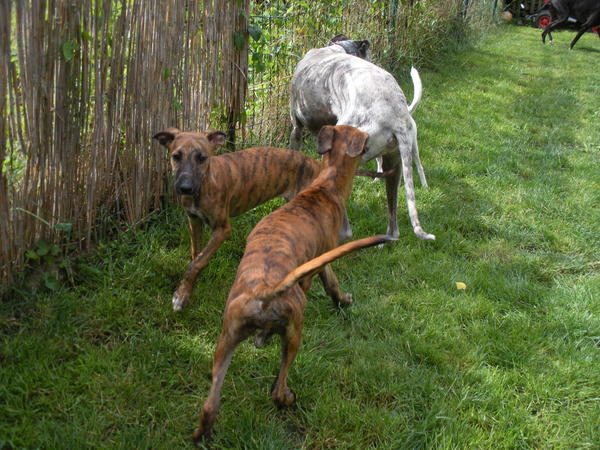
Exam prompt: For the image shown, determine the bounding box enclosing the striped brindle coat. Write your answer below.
[191,125,393,443]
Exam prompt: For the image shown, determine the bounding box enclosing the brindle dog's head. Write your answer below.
[330,34,371,60]
[153,128,226,197]
[317,125,368,176]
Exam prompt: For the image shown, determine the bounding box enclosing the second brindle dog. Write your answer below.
[191,125,394,443]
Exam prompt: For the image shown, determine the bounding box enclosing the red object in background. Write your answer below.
[538,14,553,27]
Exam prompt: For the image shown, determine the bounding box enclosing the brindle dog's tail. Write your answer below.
[256,235,395,303]
[408,67,422,114]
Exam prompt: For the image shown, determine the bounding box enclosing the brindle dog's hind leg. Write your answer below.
[192,314,248,443]
[272,316,303,407]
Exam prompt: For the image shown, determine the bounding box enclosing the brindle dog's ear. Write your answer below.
[357,40,370,58]
[153,128,180,147]
[207,131,226,148]
[347,130,369,157]
[317,126,336,154]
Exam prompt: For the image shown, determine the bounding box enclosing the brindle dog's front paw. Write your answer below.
[338,293,353,306]
[192,412,215,445]
[272,386,296,408]
[172,290,190,312]
[191,427,211,446]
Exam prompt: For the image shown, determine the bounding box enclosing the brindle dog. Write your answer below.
[153,129,322,312]
[191,125,394,443]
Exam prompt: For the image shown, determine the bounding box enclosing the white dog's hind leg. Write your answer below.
[372,156,384,183]
[382,155,401,238]
[289,113,303,150]
[412,128,428,188]
[397,137,435,240]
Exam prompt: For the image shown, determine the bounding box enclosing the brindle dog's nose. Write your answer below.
[175,179,194,196]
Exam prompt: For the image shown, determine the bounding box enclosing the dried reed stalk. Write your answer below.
[0,1,12,286]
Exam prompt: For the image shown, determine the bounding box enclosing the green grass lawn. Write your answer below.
[2,25,599,448]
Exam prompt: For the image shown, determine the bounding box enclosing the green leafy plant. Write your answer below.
[17,207,75,292]
[61,40,80,62]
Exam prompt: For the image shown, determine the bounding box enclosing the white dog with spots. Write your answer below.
[290,36,434,240]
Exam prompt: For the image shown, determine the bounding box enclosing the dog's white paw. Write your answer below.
[413,226,435,240]
[339,293,353,306]
[172,292,188,312]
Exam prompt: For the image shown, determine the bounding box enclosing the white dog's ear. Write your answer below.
[153,128,180,147]
[317,126,336,154]
[347,130,369,157]
[206,130,226,148]
[330,34,350,44]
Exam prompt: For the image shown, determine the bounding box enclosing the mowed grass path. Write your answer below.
[2,25,599,448]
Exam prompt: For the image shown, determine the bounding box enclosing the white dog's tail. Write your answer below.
[407,67,422,114]
[254,235,395,303]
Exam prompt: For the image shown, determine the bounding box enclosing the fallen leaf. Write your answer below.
[455,282,467,290]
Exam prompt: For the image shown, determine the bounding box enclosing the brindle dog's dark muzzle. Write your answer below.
[174,171,199,196]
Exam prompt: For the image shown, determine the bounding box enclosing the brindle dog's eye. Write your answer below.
[195,153,207,164]
[172,152,182,162]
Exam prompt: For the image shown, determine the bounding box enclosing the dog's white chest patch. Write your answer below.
[181,198,209,222]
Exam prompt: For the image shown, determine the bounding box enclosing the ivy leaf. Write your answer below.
[248,25,262,41]
[172,98,183,111]
[252,52,266,73]
[36,241,50,256]
[61,40,80,62]
[238,110,247,125]
[54,222,73,233]
[25,249,39,260]
[81,30,92,42]
[43,273,60,291]
[233,31,246,51]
